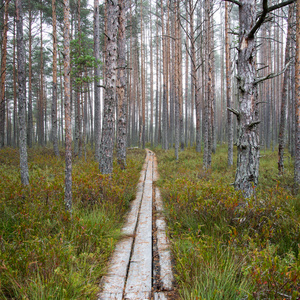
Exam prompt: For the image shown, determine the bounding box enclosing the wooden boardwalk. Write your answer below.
[98,150,174,300]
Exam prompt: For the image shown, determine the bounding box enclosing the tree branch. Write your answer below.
[248,0,296,39]
[248,120,261,129]
[254,61,291,85]
[248,0,268,39]
[222,0,241,6]
[227,107,240,118]
[267,0,296,13]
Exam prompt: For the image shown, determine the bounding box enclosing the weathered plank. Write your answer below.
[99,292,123,300]
[99,150,175,299]
[154,160,174,292]
[98,152,151,300]
[153,292,168,300]
[124,154,153,298]
[124,292,151,300]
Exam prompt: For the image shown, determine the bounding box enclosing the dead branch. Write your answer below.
[254,61,291,85]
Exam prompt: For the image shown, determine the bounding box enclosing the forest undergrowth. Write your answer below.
[0,147,145,299]
[155,145,300,300]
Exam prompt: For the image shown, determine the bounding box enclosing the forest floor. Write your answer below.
[1,145,300,299]
[154,145,300,299]
[0,147,145,299]
[99,149,177,300]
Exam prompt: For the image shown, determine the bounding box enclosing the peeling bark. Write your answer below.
[234,0,260,198]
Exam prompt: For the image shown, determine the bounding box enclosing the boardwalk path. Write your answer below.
[98,150,175,300]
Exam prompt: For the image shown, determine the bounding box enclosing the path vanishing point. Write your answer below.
[98,150,175,300]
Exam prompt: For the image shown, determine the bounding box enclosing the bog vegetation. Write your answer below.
[155,146,300,299]
[0,147,145,299]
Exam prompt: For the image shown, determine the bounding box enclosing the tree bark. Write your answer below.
[234,0,260,198]
[13,16,18,147]
[27,5,33,148]
[140,1,145,149]
[0,0,9,148]
[64,0,72,212]
[278,4,293,174]
[52,0,59,156]
[99,0,119,174]
[116,0,127,169]
[150,5,153,147]
[94,0,101,161]
[16,0,29,186]
[225,1,233,166]
[294,0,300,186]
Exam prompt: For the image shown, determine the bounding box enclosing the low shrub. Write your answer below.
[0,147,145,299]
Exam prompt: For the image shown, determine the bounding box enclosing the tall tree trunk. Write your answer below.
[294,0,300,186]
[59,50,64,147]
[203,0,212,168]
[94,0,101,161]
[161,0,168,150]
[117,0,127,169]
[0,0,9,148]
[188,0,199,152]
[210,2,216,154]
[179,17,184,152]
[99,0,119,174]
[39,8,44,146]
[27,5,33,148]
[52,0,59,156]
[174,0,179,160]
[225,1,233,166]
[278,4,293,174]
[13,17,18,147]
[64,0,72,212]
[150,5,153,147]
[75,0,82,158]
[16,0,29,186]
[234,0,260,198]
[185,20,189,147]
[155,2,159,147]
[141,1,145,149]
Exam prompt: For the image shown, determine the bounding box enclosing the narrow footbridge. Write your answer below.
[98,150,175,300]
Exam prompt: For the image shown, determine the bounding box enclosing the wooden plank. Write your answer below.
[124,155,153,297]
[99,151,150,300]
[155,188,164,212]
[98,293,123,300]
[156,225,173,290]
[98,237,132,298]
[153,292,168,300]
[155,188,174,291]
[124,292,151,300]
